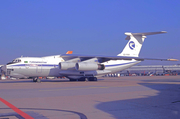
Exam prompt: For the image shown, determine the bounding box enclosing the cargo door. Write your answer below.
[36,64,42,73]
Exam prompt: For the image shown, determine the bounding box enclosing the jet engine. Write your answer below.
[59,62,76,70]
[75,62,105,71]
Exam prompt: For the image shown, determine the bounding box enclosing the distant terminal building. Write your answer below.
[106,65,180,77]
[125,65,180,73]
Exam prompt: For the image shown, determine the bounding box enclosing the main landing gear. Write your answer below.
[33,77,41,83]
[88,77,97,81]
[69,77,97,82]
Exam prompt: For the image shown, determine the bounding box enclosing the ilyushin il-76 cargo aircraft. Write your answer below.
[1,31,178,82]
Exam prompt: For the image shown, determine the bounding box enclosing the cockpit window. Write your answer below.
[12,59,21,63]
[7,59,21,65]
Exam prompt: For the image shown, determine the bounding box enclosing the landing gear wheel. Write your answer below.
[33,78,37,82]
[88,77,93,81]
[33,77,41,82]
[93,77,97,81]
[88,77,97,81]
[78,77,86,81]
[69,79,77,81]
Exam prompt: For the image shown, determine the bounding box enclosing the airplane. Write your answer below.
[0,31,178,82]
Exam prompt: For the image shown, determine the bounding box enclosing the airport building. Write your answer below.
[106,65,180,77]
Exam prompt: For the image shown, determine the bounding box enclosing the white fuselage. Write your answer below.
[6,55,141,79]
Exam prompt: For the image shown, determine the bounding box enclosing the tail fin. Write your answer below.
[118,31,167,57]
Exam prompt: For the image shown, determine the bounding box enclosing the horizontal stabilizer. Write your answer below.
[125,31,167,40]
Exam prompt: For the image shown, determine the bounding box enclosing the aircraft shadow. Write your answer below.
[0,78,103,83]
[0,79,70,83]
[96,79,180,119]
[40,79,70,82]
[0,80,33,83]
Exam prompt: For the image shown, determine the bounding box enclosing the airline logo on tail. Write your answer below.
[129,41,135,50]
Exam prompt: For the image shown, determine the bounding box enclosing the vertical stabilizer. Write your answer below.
[118,31,167,57]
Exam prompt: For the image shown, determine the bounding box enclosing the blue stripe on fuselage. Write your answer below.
[8,64,59,67]
[8,61,138,68]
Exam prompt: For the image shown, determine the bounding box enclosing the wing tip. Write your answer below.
[167,59,179,61]
[161,31,167,33]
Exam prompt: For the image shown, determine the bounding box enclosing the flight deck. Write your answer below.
[0,76,180,119]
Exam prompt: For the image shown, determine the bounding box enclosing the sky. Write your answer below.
[0,0,180,65]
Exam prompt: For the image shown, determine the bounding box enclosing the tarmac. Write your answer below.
[0,76,180,119]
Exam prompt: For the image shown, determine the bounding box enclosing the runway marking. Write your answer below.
[0,97,34,119]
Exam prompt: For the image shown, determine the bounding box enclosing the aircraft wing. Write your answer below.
[60,54,178,63]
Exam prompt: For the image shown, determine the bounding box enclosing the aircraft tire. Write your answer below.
[78,77,86,81]
[93,77,97,81]
[69,79,77,81]
[33,78,37,82]
[88,77,93,81]
[88,77,97,81]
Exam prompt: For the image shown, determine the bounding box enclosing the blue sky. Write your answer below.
[0,0,180,65]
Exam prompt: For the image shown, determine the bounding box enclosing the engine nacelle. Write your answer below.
[59,62,76,70]
[75,62,105,71]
